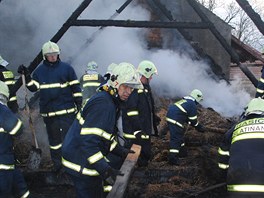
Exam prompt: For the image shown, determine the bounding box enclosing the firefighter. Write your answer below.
[79,61,104,105]
[122,60,160,167]
[218,98,264,197]
[61,62,142,198]
[166,89,205,165]
[0,55,19,113]
[0,81,29,198]
[17,41,82,172]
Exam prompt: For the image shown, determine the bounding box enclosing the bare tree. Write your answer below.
[196,0,221,12]
[196,0,264,51]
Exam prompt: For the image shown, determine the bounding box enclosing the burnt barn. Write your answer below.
[0,0,264,197]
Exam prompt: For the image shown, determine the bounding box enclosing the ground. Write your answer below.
[14,97,234,198]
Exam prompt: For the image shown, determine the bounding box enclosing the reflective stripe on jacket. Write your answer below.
[218,116,264,193]
[166,96,199,128]
[62,91,121,177]
[0,103,23,166]
[26,60,82,114]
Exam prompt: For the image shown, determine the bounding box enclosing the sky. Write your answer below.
[0,0,252,118]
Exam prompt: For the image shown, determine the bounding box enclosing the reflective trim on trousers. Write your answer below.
[21,190,30,198]
[62,157,99,176]
[0,164,15,170]
[227,184,264,192]
[218,163,229,169]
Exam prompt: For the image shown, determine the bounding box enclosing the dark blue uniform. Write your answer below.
[166,96,201,162]
[0,66,18,113]
[62,89,126,198]
[25,59,82,171]
[218,115,264,197]
[0,103,29,198]
[79,71,104,105]
[122,83,155,167]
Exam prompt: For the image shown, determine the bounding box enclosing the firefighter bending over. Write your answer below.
[166,89,205,165]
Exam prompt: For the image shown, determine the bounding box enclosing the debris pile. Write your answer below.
[127,99,234,198]
[14,98,234,197]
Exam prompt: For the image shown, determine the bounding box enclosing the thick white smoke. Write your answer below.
[0,0,252,120]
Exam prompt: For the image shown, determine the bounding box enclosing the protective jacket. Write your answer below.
[255,67,264,98]
[218,115,264,195]
[62,89,125,178]
[122,84,155,140]
[0,102,22,168]
[0,66,18,113]
[166,96,201,157]
[166,96,200,128]
[25,59,82,115]
[80,71,104,104]
[122,83,157,166]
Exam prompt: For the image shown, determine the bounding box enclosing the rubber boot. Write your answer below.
[168,153,180,166]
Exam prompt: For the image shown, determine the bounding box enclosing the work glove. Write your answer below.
[154,115,161,126]
[122,148,135,159]
[17,64,30,76]
[196,124,206,133]
[103,167,124,185]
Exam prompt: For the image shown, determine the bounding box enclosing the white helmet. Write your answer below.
[42,41,60,60]
[190,89,203,103]
[245,98,264,116]
[0,55,9,67]
[108,62,143,89]
[137,60,158,78]
[106,63,118,75]
[87,61,98,71]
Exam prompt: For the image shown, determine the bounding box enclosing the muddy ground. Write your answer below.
[14,97,234,198]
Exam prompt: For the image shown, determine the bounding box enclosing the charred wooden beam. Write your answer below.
[186,0,258,87]
[150,0,174,21]
[107,144,141,198]
[116,0,134,14]
[11,0,93,95]
[71,20,210,29]
[68,0,134,63]
[235,0,264,37]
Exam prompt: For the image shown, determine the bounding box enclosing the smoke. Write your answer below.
[0,0,252,120]
[150,50,251,117]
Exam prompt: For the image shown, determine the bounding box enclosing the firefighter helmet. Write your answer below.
[87,61,98,71]
[42,41,60,60]
[245,98,264,116]
[190,89,203,103]
[0,81,9,98]
[109,62,143,89]
[0,55,9,67]
[137,60,158,78]
[106,63,118,74]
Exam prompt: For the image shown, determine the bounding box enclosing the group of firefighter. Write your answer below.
[1,41,264,198]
